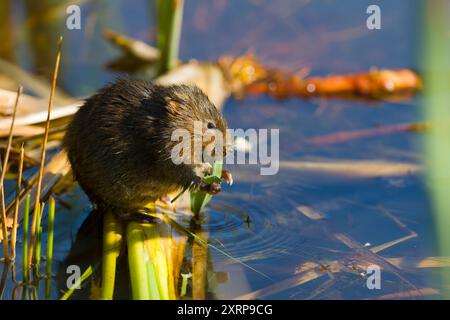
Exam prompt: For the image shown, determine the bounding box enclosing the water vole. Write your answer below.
[64,79,231,221]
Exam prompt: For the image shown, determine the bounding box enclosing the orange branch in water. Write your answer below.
[219,54,422,100]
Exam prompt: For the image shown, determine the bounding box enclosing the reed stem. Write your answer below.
[141,223,171,299]
[28,36,62,271]
[101,211,123,300]
[126,222,151,300]
[11,144,25,261]
[22,195,30,283]
[45,197,55,299]
[423,0,450,297]
[60,265,93,300]
[156,0,184,74]
[33,203,42,273]
[190,162,223,215]
[0,85,22,261]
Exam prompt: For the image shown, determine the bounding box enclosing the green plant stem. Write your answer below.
[60,266,93,300]
[180,273,190,296]
[127,222,151,300]
[22,195,30,283]
[146,257,161,300]
[45,197,55,299]
[156,0,184,74]
[11,144,25,262]
[101,211,123,300]
[141,223,170,299]
[33,203,41,272]
[423,0,450,297]
[190,162,223,215]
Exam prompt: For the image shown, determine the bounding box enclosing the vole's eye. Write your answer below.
[207,122,216,129]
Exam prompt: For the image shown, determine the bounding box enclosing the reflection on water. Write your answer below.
[1,0,436,299]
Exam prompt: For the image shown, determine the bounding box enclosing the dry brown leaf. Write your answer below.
[0,125,44,138]
[156,61,230,109]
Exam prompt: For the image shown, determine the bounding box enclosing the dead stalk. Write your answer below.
[0,85,22,261]
[27,36,63,271]
[11,144,25,261]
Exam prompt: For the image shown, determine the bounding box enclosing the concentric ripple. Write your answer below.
[201,195,307,265]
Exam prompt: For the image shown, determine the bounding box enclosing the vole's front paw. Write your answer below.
[192,176,221,195]
[201,181,221,195]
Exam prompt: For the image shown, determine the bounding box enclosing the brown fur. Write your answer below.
[63,79,228,212]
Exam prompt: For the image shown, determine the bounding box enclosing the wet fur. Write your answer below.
[63,79,228,211]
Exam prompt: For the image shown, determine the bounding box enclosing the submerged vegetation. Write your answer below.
[0,0,449,300]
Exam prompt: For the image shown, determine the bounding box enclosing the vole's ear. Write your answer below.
[165,97,183,112]
[166,99,178,110]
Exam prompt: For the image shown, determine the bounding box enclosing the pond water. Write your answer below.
[2,0,440,299]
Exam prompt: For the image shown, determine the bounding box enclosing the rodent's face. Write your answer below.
[165,85,232,165]
[198,115,232,163]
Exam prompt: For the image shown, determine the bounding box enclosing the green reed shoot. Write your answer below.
[156,0,184,74]
[11,144,25,261]
[127,222,151,299]
[190,162,223,215]
[423,0,450,297]
[60,265,93,300]
[33,203,42,273]
[126,217,176,300]
[146,257,161,299]
[180,272,191,296]
[141,223,171,299]
[101,211,123,300]
[22,194,30,283]
[45,197,55,299]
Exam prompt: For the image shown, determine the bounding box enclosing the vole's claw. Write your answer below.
[221,170,233,185]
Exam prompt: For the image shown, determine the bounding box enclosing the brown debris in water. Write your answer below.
[219,54,422,100]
